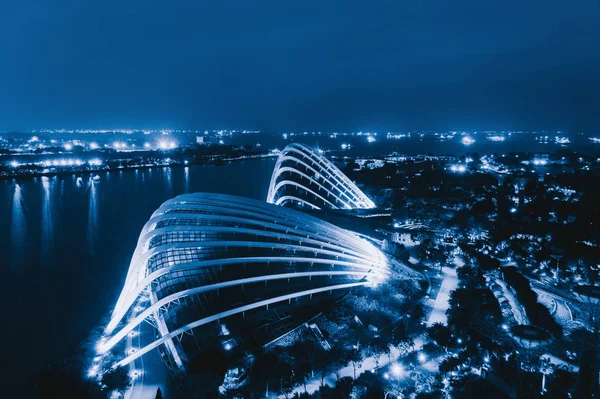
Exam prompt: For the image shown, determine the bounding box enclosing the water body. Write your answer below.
[0,158,275,397]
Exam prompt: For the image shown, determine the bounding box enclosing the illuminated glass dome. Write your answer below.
[99,193,388,370]
[267,143,375,210]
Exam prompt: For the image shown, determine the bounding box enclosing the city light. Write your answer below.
[144,143,151,149]
[64,143,73,151]
[158,140,177,149]
[9,161,20,168]
[450,164,467,173]
[461,136,475,145]
[87,364,99,378]
[391,363,404,378]
[89,142,99,149]
[89,158,103,166]
[533,159,548,166]
[510,208,517,213]
[487,135,506,142]
[418,353,427,363]
[367,136,376,143]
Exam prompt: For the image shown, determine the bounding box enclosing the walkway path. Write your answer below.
[124,307,169,399]
[426,267,458,327]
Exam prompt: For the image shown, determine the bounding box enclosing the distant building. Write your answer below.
[267,143,376,210]
[196,136,204,144]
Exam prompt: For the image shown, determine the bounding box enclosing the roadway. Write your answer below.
[123,304,169,399]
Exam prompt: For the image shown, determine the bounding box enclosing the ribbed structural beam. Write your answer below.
[103,193,389,369]
[267,143,376,210]
[113,282,367,368]
[100,271,372,355]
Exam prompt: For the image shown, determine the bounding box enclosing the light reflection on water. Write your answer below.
[9,182,26,269]
[0,159,276,396]
[87,176,99,255]
[40,176,54,265]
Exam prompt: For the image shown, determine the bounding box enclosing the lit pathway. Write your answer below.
[426,267,458,327]
[123,306,169,399]
[282,338,425,398]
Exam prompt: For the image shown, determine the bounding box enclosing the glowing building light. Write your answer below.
[418,353,427,363]
[367,136,376,143]
[218,140,224,145]
[267,143,375,210]
[533,159,548,166]
[89,159,103,166]
[89,142,99,150]
[144,143,151,149]
[461,136,475,145]
[487,135,505,142]
[100,193,390,368]
[510,208,517,213]
[9,160,20,168]
[64,143,73,151]
[450,164,466,173]
[341,143,349,150]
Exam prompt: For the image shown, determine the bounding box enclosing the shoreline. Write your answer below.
[0,153,277,181]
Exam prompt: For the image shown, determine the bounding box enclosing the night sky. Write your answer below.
[1,0,599,131]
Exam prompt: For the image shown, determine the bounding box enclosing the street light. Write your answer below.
[391,363,404,378]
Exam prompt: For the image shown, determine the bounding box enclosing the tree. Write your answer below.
[329,345,352,381]
[101,366,132,393]
[427,323,452,347]
[247,349,279,397]
[155,387,163,399]
[186,348,229,396]
[348,348,363,380]
[368,337,388,368]
[30,362,103,399]
[439,356,461,375]
[314,348,333,387]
